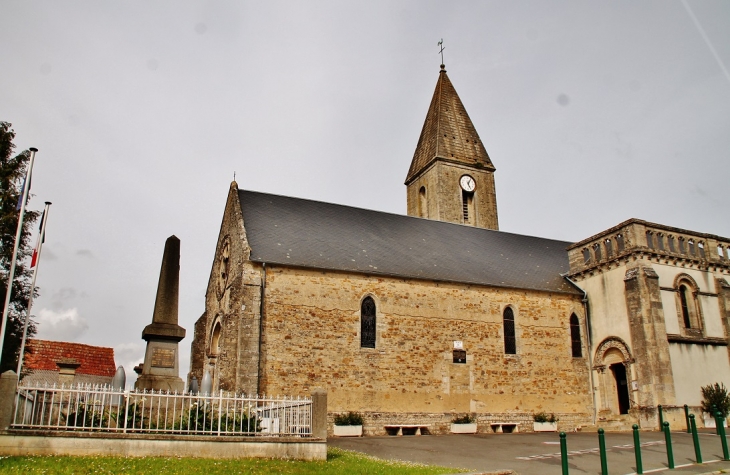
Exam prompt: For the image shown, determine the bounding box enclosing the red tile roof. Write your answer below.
[25,340,116,377]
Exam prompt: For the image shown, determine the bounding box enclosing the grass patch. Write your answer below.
[0,447,467,474]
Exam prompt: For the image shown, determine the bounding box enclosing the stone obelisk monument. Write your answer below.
[135,235,186,392]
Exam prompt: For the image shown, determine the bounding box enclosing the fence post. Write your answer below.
[560,432,569,475]
[717,411,729,461]
[684,404,691,433]
[311,388,328,439]
[0,370,19,430]
[633,424,644,474]
[658,404,664,430]
[689,414,702,463]
[598,428,608,475]
[663,421,674,469]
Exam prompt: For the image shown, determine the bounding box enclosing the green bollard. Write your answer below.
[560,432,569,475]
[598,428,608,475]
[658,404,664,431]
[717,411,730,461]
[689,414,702,464]
[633,424,644,474]
[663,421,675,469]
[684,404,691,433]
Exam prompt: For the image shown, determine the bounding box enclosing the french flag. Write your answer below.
[30,210,45,268]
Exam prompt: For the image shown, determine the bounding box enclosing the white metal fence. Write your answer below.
[12,383,312,437]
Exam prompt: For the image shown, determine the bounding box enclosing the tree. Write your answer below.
[0,122,40,374]
[701,382,730,418]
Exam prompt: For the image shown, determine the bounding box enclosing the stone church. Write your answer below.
[190,64,730,434]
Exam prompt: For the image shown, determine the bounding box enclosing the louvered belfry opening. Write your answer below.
[361,297,376,348]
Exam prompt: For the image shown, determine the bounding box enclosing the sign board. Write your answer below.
[453,340,463,349]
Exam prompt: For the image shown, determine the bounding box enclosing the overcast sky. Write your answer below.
[2,1,728,387]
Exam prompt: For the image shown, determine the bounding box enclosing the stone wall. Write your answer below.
[0,433,326,460]
[257,266,592,428]
[189,183,262,396]
[328,411,589,436]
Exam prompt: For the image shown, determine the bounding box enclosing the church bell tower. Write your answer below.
[405,64,498,230]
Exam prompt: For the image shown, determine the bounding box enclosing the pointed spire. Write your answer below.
[405,65,494,184]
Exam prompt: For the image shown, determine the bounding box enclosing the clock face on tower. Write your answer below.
[459,175,476,192]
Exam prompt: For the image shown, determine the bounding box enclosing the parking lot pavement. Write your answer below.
[329,430,730,475]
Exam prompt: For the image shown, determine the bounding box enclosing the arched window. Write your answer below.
[719,245,725,260]
[698,242,706,259]
[360,297,376,348]
[582,248,591,264]
[210,321,222,356]
[616,233,625,252]
[679,237,686,254]
[605,238,613,258]
[675,276,703,333]
[679,285,691,329]
[570,314,582,357]
[656,234,665,251]
[418,186,427,218]
[593,243,602,261]
[688,239,696,256]
[646,231,654,249]
[503,307,516,354]
[668,235,676,252]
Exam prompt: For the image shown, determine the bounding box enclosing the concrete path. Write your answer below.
[329,429,730,475]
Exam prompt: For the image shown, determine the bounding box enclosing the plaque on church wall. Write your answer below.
[151,348,175,368]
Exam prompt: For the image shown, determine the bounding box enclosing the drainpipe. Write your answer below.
[257,262,266,395]
[563,273,597,426]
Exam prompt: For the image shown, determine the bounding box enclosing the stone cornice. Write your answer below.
[659,286,718,297]
[569,249,730,280]
[667,334,728,346]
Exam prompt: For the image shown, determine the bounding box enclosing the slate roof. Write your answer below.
[405,65,494,184]
[24,340,116,377]
[239,190,579,295]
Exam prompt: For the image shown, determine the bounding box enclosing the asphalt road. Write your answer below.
[329,429,730,475]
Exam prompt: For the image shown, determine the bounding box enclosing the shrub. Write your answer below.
[65,400,108,428]
[334,411,364,426]
[701,382,730,418]
[175,400,260,433]
[451,414,476,424]
[533,412,558,423]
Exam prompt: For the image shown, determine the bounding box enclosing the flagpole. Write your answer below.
[0,147,37,369]
[16,202,51,378]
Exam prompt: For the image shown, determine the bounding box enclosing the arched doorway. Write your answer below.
[610,362,630,415]
[594,337,634,416]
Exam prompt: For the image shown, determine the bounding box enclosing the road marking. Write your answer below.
[516,440,664,461]
[622,459,721,475]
